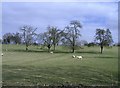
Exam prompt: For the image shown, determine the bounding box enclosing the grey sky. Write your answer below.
[2,2,118,43]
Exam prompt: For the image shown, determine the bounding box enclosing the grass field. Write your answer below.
[2,44,118,86]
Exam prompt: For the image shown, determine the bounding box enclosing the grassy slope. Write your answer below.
[2,44,118,86]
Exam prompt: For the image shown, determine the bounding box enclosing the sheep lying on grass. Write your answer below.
[72,55,83,60]
[50,51,53,54]
[76,56,83,60]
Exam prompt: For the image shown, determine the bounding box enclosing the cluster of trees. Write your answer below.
[2,32,22,44]
[2,20,114,54]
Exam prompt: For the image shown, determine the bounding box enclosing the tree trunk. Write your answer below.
[72,35,75,53]
[72,46,75,53]
[26,44,28,51]
[26,46,28,51]
[100,45,103,54]
[48,44,51,52]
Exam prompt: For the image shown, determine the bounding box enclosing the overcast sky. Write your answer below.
[2,1,118,43]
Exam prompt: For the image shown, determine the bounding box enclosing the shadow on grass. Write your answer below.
[4,49,101,54]
[94,56,118,59]
[8,49,48,53]
[3,48,71,54]
[75,51,100,54]
[53,50,72,54]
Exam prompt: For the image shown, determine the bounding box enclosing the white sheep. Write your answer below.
[76,56,83,60]
[72,55,75,58]
[1,53,3,56]
[50,51,53,54]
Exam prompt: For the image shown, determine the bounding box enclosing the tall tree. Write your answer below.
[62,20,82,53]
[47,26,62,51]
[95,28,113,54]
[20,25,37,51]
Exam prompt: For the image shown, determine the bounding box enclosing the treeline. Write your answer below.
[1,20,114,53]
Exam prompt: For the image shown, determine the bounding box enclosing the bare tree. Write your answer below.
[47,26,62,51]
[20,25,37,51]
[61,20,82,53]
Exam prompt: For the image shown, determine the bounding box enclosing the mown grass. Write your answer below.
[2,44,118,86]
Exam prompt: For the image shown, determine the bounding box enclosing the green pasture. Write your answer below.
[2,44,118,86]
